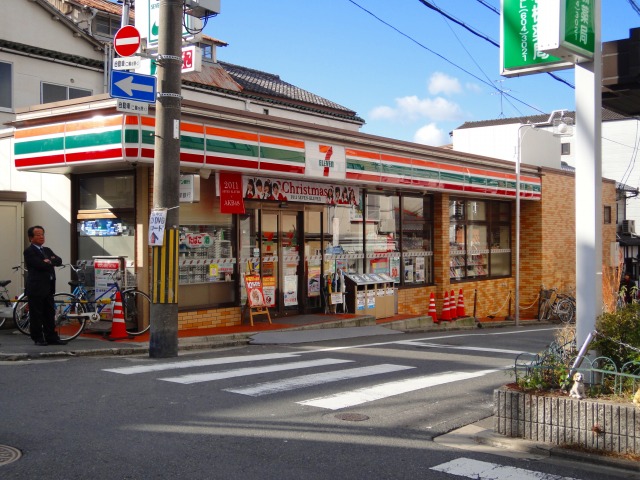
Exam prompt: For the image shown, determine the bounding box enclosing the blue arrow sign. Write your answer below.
[110,70,157,103]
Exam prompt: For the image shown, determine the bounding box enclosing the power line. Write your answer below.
[476,0,499,15]
[627,0,640,16]
[416,0,574,90]
[345,0,546,114]
[417,0,499,47]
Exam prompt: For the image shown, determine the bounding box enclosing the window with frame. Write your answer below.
[449,198,511,281]
[95,15,120,39]
[398,195,433,285]
[0,61,12,110]
[42,82,92,104]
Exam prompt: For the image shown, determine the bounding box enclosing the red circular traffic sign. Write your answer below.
[113,25,141,57]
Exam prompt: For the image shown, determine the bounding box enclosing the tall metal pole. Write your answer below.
[149,0,183,358]
[575,0,602,348]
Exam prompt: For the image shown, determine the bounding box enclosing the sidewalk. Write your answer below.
[0,312,530,360]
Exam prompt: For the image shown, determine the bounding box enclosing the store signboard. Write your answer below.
[305,142,346,180]
[218,172,245,213]
[242,175,363,209]
[538,0,595,62]
[179,174,201,203]
[500,0,573,76]
[245,275,265,307]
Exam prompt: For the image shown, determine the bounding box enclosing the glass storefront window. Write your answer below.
[449,198,511,281]
[400,196,433,284]
[178,177,236,307]
[76,174,136,287]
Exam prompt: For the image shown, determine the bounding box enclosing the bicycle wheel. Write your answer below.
[555,298,575,324]
[53,293,86,341]
[13,294,30,335]
[122,289,151,335]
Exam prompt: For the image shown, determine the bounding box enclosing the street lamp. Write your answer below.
[515,110,573,326]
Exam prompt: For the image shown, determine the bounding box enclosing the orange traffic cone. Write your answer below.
[457,289,466,317]
[441,291,451,321]
[108,290,131,341]
[450,289,457,319]
[428,292,438,324]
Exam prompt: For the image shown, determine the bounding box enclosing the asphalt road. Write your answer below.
[0,325,635,480]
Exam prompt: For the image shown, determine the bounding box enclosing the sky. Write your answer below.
[201,0,640,146]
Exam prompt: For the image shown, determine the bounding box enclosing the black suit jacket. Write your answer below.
[24,244,62,297]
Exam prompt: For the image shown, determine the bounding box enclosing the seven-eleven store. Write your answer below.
[12,97,543,330]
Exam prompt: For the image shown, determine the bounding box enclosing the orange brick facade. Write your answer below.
[146,168,616,329]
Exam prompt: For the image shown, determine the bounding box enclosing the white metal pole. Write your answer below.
[575,0,602,348]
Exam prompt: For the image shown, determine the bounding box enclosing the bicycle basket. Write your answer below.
[540,289,554,300]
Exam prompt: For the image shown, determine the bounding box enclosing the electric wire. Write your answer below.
[416,0,574,90]
[432,0,526,118]
[345,0,546,114]
[476,0,499,15]
[627,0,640,16]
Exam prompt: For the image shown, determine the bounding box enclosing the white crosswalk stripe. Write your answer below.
[431,457,581,480]
[102,352,299,375]
[396,341,535,356]
[224,363,415,396]
[297,368,501,410]
[159,358,354,384]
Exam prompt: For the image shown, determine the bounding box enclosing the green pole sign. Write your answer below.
[501,0,573,76]
[561,0,595,58]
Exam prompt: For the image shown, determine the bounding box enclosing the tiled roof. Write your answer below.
[64,0,132,18]
[456,108,627,130]
[219,61,358,117]
[0,39,103,68]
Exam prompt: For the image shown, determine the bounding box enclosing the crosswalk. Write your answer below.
[103,345,508,410]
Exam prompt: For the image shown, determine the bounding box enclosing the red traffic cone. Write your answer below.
[428,292,438,323]
[441,291,451,321]
[457,289,466,317]
[450,289,457,319]
[108,290,131,341]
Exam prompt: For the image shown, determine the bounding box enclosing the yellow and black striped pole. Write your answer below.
[152,228,179,304]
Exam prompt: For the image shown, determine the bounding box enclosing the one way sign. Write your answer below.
[110,70,157,103]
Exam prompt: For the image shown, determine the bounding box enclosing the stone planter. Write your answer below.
[494,386,640,454]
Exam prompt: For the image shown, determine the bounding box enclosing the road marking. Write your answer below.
[298,368,501,410]
[159,358,354,384]
[224,364,415,396]
[431,457,580,480]
[102,353,299,375]
[398,341,535,355]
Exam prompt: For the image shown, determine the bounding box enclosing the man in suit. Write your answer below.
[24,226,66,345]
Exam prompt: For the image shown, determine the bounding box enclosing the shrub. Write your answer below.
[592,303,640,369]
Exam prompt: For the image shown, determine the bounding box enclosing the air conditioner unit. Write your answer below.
[184,0,220,19]
[622,219,636,234]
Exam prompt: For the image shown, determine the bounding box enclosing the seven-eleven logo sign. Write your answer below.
[305,142,346,180]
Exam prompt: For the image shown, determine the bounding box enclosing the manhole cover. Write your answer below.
[0,444,21,466]
[335,413,369,422]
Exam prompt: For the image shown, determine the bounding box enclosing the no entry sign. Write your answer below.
[113,25,141,57]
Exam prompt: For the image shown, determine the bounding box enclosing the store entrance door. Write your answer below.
[260,210,301,317]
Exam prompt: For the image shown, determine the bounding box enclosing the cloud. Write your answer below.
[465,82,482,94]
[369,95,464,122]
[428,72,462,96]
[413,123,448,146]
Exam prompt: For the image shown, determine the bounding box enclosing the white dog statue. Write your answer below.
[569,372,585,399]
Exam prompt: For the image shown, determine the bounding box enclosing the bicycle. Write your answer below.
[538,287,576,324]
[66,262,150,337]
[13,263,150,341]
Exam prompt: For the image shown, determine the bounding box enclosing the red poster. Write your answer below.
[219,172,245,214]
[245,274,265,307]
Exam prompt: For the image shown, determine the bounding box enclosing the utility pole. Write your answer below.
[149,0,183,358]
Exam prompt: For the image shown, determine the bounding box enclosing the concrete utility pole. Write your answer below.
[149,0,183,358]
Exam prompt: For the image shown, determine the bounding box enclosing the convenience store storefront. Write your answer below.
[12,99,543,329]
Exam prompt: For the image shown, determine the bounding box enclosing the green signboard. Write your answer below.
[500,0,573,76]
[561,0,595,58]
